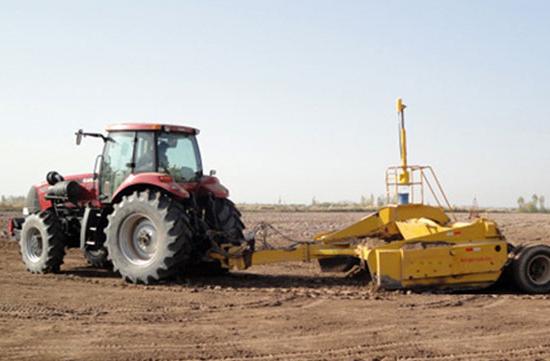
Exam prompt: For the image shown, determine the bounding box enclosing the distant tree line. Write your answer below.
[312,194,390,208]
[359,194,387,207]
[307,193,399,211]
[0,195,26,210]
[517,194,547,213]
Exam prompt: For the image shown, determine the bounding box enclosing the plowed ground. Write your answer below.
[1,212,549,361]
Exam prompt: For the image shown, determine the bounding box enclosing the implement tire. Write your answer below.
[105,190,192,284]
[512,245,550,294]
[318,256,359,273]
[20,211,66,273]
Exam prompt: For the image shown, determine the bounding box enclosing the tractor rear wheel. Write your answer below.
[195,198,245,275]
[19,211,66,273]
[105,190,193,284]
[512,245,550,294]
[205,198,245,242]
[84,246,112,269]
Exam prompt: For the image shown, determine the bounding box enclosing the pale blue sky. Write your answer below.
[1,1,549,207]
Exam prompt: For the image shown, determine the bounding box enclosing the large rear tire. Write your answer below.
[512,245,550,294]
[205,198,245,242]
[19,211,66,273]
[196,198,245,275]
[105,190,193,284]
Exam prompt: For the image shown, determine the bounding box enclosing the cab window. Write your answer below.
[100,131,134,198]
[134,132,156,173]
[157,132,202,182]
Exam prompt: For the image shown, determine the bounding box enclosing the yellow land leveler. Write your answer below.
[211,99,550,294]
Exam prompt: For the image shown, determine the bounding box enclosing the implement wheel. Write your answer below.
[318,256,359,273]
[513,245,550,294]
[19,211,66,273]
[105,190,193,284]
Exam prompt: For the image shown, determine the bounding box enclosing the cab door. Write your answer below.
[99,131,135,201]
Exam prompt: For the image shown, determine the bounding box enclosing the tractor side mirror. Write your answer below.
[209,170,217,176]
[75,129,84,146]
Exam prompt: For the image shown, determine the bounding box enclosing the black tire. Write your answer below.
[197,198,245,276]
[84,247,112,269]
[19,211,66,273]
[104,190,193,284]
[205,198,245,243]
[512,245,550,294]
[318,256,360,273]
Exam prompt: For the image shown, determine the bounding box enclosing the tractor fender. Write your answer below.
[111,173,190,203]
[193,176,230,198]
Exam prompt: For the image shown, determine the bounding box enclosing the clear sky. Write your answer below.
[1,0,549,207]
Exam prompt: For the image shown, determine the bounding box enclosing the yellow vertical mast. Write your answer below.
[396,98,410,204]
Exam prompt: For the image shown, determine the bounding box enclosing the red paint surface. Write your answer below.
[7,218,14,236]
[112,173,191,201]
[182,176,230,198]
[35,173,100,210]
[32,172,229,211]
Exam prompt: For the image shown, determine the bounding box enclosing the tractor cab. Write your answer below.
[74,123,226,204]
[97,124,203,201]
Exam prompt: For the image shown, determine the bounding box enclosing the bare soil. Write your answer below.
[1,211,549,361]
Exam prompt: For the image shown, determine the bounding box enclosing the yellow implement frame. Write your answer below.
[386,165,453,210]
[210,204,509,290]
[209,98,514,291]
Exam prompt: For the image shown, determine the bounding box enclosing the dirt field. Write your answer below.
[1,211,549,361]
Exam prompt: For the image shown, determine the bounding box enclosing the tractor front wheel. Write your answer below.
[19,211,66,273]
[84,246,112,269]
[105,190,193,284]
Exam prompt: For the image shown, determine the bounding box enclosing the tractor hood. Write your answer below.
[31,173,99,212]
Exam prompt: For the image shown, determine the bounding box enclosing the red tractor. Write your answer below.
[9,124,248,284]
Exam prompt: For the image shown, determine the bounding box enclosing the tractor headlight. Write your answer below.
[22,207,29,216]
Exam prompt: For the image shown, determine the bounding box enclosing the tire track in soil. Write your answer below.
[0,303,109,321]
[0,293,299,322]
[4,270,384,302]
[1,324,398,354]
[201,334,550,361]
[401,345,550,361]
[5,341,550,361]
[3,327,549,360]
[0,288,388,325]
